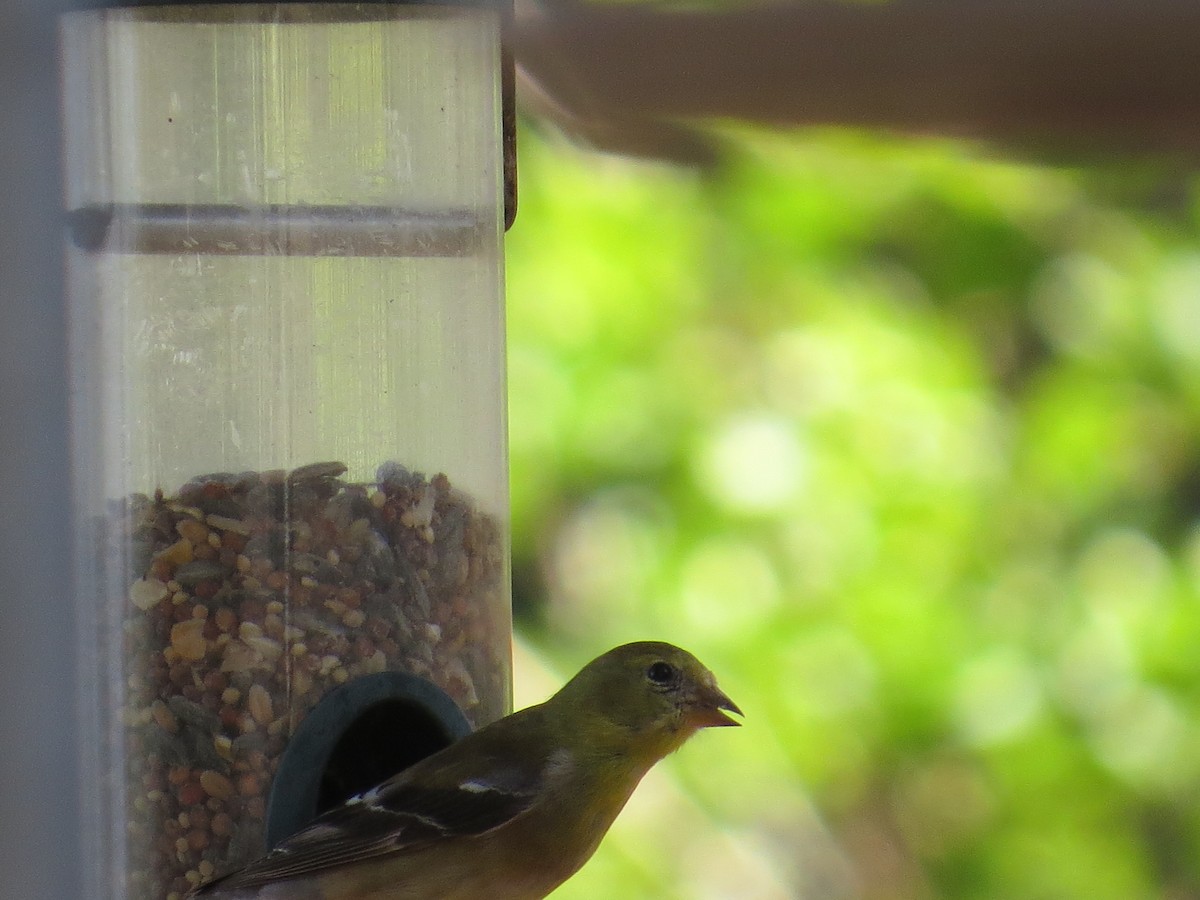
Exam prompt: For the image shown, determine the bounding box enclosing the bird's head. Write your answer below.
[555,641,742,758]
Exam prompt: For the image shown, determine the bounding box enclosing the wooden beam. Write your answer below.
[509,1,1200,158]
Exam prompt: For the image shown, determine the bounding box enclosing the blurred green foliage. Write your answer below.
[504,126,1200,899]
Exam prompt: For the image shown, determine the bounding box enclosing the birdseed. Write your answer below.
[103,461,508,898]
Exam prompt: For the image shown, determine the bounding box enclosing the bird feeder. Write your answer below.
[60,3,513,897]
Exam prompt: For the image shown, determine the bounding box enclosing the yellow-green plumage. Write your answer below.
[193,642,741,900]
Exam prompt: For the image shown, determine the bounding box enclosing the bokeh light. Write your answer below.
[506,126,1200,899]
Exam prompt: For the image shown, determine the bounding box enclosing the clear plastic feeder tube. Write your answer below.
[61,6,509,898]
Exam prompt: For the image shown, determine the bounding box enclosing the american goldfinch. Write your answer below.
[192,641,741,899]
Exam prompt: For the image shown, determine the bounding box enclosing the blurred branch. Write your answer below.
[509,0,1200,161]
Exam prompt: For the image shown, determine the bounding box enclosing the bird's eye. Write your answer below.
[647,661,676,684]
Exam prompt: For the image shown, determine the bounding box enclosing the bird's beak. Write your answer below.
[688,681,743,729]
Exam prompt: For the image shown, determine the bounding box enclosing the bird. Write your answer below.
[190,641,741,899]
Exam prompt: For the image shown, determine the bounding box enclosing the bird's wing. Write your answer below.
[195,718,550,892]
